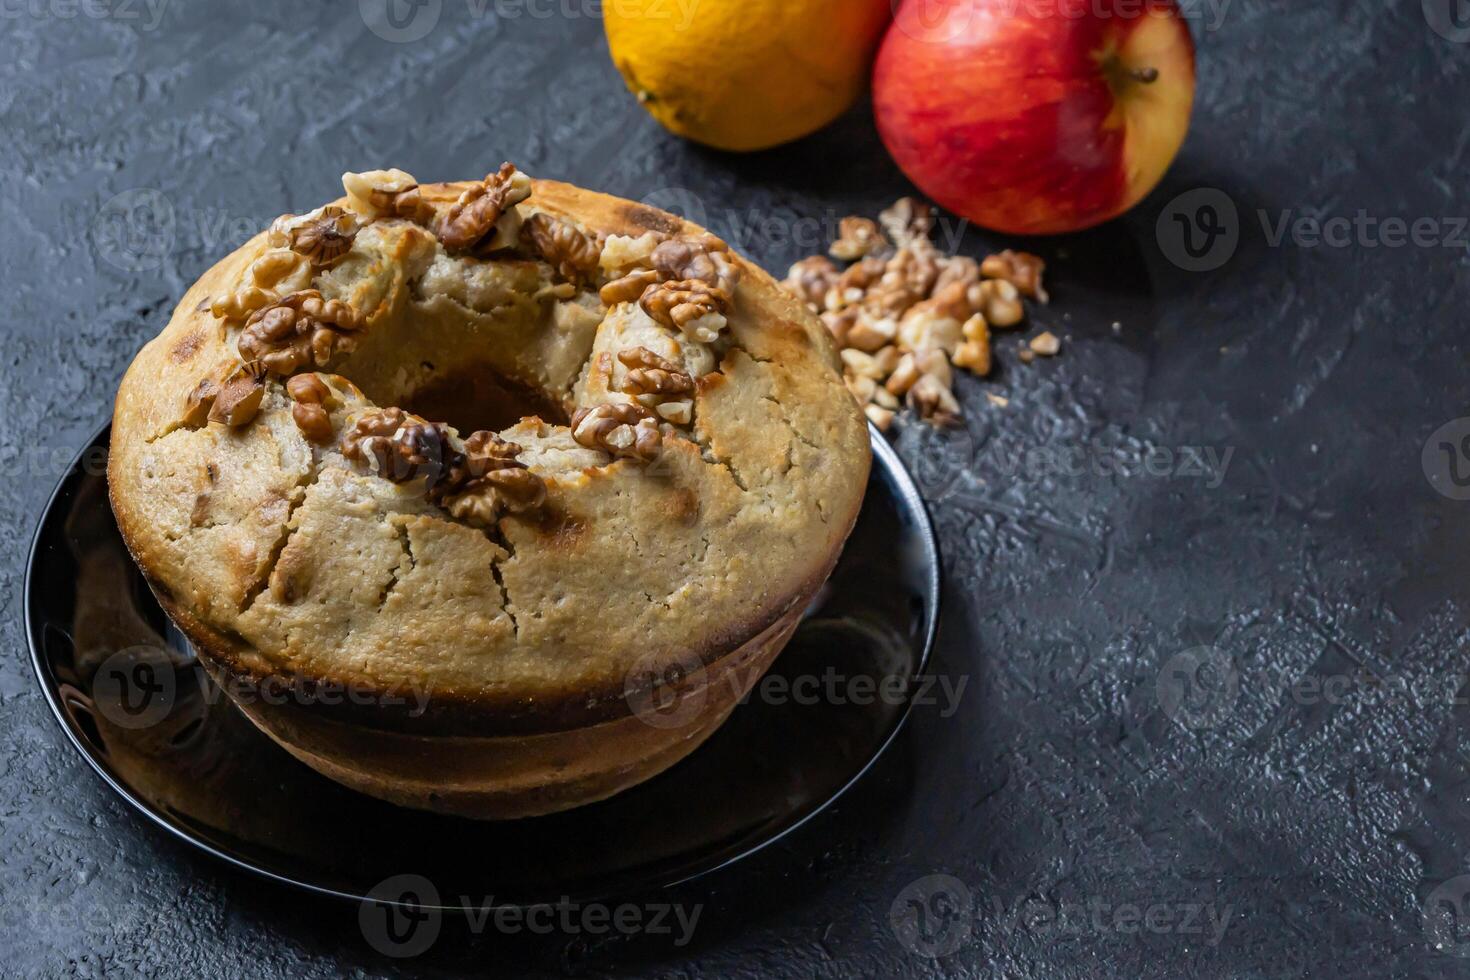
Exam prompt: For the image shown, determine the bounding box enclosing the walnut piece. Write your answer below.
[210,248,312,323]
[238,290,363,377]
[435,163,533,253]
[600,269,660,306]
[208,362,268,428]
[181,375,222,428]
[830,217,888,261]
[640,279,728,343]
[651,235,738,296]
[444,467,547,528]
[286,373,337,444]
[878,198,935,249]
[981,249,1049,303]
[571,403,662,462]
[341,408,458,489]
[521,212,602,283]
[341,168,432,223]
[618,346,695,399]
[283,206,357,267]
[784,255,839,311]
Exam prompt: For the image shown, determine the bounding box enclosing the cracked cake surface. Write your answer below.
[108,169,871,731]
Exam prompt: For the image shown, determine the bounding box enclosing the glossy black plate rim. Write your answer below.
[26,420,941,910]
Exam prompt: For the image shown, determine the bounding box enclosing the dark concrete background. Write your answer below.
[3,2,1470,976]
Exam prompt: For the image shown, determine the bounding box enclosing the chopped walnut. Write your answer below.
[846,314,898,353]
[907,373,960,426]
[283,206,358,267]
[778,196,1053,427]
[830,217,888,261]
[618,346,695,399]
[953,315,991,376]
[599,269,661,306]
[821,308,858,347]
[1029,331,1061,356]
[863,248,939,317]
[520,212,602,284]
[341,168,432,223]
[981,249,1049,303]
[933,256,980,293]
[208,361,268,428]
[571,403,662,462]
[286,373,337,444]
[878,198,935,249]
[640,279,728,343]
[977,278,1025,328]
[238,290,363,377]
[435,163,532,253]
[865,403,895,432]
[784,255,839,310]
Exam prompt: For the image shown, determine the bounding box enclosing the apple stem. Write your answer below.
[1129,67,1160,83]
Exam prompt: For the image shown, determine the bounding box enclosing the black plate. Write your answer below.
[26,423,939,909]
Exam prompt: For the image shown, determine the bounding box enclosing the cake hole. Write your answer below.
[401,363,569,435]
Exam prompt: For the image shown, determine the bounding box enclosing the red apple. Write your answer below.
[873,0,1196,236]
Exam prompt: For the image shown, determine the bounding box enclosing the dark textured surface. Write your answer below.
[3,3,1469,977]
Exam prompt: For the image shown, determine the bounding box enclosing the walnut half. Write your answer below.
[618,346,695,399]
[238,290,363,377]
[571,403,662,462]
[520,212,602,284]
[434,163,533,253]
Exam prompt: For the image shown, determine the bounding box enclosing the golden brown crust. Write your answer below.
[108,176,870,739]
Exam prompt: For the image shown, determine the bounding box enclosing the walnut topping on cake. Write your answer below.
[207,361,269,428]
[618,346,695,399]
[571,403,662,462]
[640,280,729,343]
[341,168,432,223]
[286,373,337,444]
[444,466,546,529]
[599,232,742,343]
[435,163,533,253]
[210,249,312,323]
[520,212,602,284]
[238,290,363,377]
[599,269,660,306]
[341,408,456,489]
[279,206,358,267]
